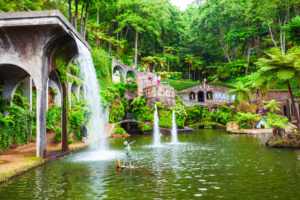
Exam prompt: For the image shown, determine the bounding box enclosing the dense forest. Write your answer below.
[1,0,299,85]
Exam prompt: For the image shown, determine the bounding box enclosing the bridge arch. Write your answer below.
[113,65,126,83]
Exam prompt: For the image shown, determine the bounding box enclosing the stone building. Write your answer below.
[143,84,175,107]
[176,83,300,121]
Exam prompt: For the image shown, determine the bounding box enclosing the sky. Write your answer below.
[170,0,195,10]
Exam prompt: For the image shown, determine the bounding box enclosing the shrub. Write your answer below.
[139,124,152,131]
[112,125,127,135]
[68,136,74,144]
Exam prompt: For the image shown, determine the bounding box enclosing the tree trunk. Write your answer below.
[255,35,260,58]
[194,68,196,81]
[97,6,99,25]
[69,0,73,24]
[110,11,118,37]
[218,21,231,63]
[134,29,138,67]
[263,8,278,48]
[245,41,251,74]
[153,35,155,56]
[189,63,190,80]
[74,0,79,30]
[83,3,89,39]
[80,5,85,36]
[124,24,130,40]
[287,79,300,130]
[162,26,165,69]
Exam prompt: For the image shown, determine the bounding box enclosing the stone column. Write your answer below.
[138,71,141,96]
[68,81,72,107]
[46,78,49,110]
[22,76,32,110]
[36,83,47,158]
[204,91,207,102]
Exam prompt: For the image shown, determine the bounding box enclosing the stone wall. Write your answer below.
[143,85,175,107]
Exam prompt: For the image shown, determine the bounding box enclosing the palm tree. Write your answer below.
[141,56,157,71]
[226,82,254,108]
[184,54,194,80]
[254,47,300,130]
[263,100,281,113]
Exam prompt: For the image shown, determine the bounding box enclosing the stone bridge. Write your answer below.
[0,10,90,158]
[112,59,138,83]
[115,120,153,127]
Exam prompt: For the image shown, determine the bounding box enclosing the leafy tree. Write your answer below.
[254,47,300,130]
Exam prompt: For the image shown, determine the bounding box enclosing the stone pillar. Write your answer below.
[68,81,72,107]
[22,77,32,110]
[46,78,49,110]
[204,92,207,102]
[71,84,80,101]
[138,71,141,96]
[36,83,47,158]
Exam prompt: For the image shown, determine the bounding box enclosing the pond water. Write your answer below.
[1,129,300,199]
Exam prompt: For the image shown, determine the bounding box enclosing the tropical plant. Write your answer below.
[254,47,300,130]
[226,82,254,108]
[263,100,282,113]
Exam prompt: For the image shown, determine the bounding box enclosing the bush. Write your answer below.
[112,125,127,135]
[68,136,74,144]
[53,127,62,141]
[139,124,152,131]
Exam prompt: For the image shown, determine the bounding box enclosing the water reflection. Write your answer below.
[1,130,300,199]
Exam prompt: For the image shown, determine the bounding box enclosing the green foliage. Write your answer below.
[56,59,67,83]
[68,100,90,142]
[168,79,201,91]
[184,104,202,124]
[139,124,152,132]
[53,127,62,141]
[101,82,138,108]
[68,136,74,144]
[210,104,238,125]
[46,105,61,131]
[0,91,35,151]
[226,82,254,108]
[109,100,125,123]
[237,112,259,129]
[265,113,290,129]
[68,63,80,76]
[263,100,282,113]
[157,109,172,128]
[112,125,127,135]
[285,16,300,45]
[91,48,112,90]
[208,82,234,89]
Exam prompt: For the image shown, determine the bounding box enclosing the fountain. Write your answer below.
[153,105,162,146]
[73,35,107,151]
[171,111,178,144]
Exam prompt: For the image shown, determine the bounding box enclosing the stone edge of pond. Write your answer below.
[0,144,88,184]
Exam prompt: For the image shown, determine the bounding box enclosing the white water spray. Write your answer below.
[153,105,162,146]
[171,111,178,144]
[73,35,107,151]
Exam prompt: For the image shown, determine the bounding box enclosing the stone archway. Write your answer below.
[112,65,126,83]
[198,91,204,102]
[207,91,213,100]
[126,70,137,84]
[190,92,196,100]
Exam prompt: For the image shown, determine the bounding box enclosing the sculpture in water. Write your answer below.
[122,141,136,167]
